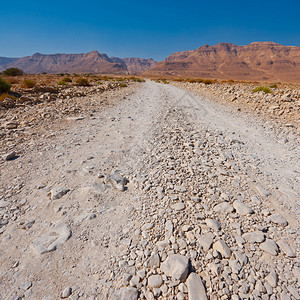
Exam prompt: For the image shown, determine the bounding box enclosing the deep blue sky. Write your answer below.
[1,0,299,61]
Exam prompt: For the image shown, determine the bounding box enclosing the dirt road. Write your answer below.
[0,81,299,299]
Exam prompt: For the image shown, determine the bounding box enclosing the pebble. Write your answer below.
[61,287,72,298]
[20,281,32,291]
[171,203,186,211]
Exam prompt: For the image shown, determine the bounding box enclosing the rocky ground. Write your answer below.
[0,80,299,300]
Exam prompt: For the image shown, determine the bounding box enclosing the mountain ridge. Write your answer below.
[0,51,157,75]
[145,42,300,83]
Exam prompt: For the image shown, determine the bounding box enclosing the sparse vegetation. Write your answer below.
[73,73,79,77]
[75,78,89,86]
[62,77,72,83]
[203,79,213,85]
[0,93,16,102]
[57,80,67,86]
[119,83,127,87]
[188,79,204,83]
[253,86,271,94]
[3,67,24,76]
[22,79,36,88]
[0,77,11,93]
[269,84,277,89]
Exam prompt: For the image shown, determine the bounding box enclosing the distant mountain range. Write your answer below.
[145,42,300,83]
[0,50,157,75]
[1,42,300,82]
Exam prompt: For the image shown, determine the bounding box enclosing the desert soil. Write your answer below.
[0,80,299,300]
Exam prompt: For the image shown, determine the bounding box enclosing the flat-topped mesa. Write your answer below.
[145,41,300,83]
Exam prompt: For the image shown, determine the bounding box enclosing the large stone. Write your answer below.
[198,233,215,251]
[186,273,208,300]
[268,214,288,226]
[2,151,17,161]
[171,203,186,211]
[111,287,138,300]
[277,240,296,258]
[31,223,72,254]
[106,172,128,191]
[265,270,278,287]
[259,239,279,256]
[205,219,221,231]
[161,254,189,281]
[50,187,70,200]
[213,202,234,213]
[213,240,231,258]
[243,232,265,243]
[233,200,254,215]
[148,275,163,288]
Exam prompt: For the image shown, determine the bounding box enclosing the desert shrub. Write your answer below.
[42,72,47,74]
[57,80,67,85]
[3,67,24,76]
[0,93,16,102]
[73,73,79,77]
[269,84,277,89]
[75,78,89,86]
[6,78,19,84]
[253,86,271,94]
[22,79,36,88]
[59,73,65,76]
[173,78,185,82]
[203,79,213,85]
[119,83,127,87]
[62,77,72,83]
[188,79,203,83]
[161,79,169,84]
[0,77,11,93]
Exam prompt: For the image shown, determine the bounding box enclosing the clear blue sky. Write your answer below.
[1,0,299,61]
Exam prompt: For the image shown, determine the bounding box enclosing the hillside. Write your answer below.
[145,42,300,83]
[0,51,157,75]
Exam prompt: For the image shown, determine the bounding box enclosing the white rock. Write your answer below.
[242,232,265,243]
[233,200,254,215]
[259,239,279,256]
[213,202,234,213]
[213,240,231,258]
[205,219,221,231]
[161,254,189,281]
[265,270,278,287]
[148,275,163,288]
[268,214,288,226]
[111,287,138,300]
[50,187,70,200]
[198,233,215,251]
[61,287,72,298]
[277,240,296,257]
[31,223,72,254]
[186,272,208,300]
[171,203,186,211]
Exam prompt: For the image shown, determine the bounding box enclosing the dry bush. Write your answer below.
[0,93,16,102]
[22,79,36,88]
[0,77,11,93]
[75,78,89,86]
